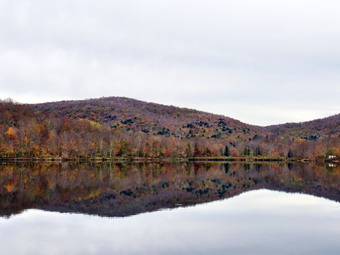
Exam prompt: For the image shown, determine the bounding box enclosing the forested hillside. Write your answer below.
[0,97,339,159]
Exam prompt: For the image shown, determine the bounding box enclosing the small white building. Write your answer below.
[328,155,337,159]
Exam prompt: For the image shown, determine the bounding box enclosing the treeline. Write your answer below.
[0,100,339,160]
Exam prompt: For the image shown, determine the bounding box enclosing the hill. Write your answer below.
[32,97,260,139]
[266,114,340,139]
[0,97,339,159]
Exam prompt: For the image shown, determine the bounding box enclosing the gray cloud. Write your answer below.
[0,0,339,125]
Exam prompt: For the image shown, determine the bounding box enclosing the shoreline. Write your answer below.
[0,156,328,163]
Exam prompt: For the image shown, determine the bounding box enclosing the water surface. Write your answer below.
[0,162,339,254]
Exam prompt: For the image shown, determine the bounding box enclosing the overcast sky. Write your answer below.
[0,0,339,125]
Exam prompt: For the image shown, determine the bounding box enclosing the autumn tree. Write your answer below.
[194,143,202,157]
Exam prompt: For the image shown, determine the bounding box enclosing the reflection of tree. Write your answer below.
[0,162,339,218]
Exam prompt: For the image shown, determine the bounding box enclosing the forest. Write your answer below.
[0,97,339,160]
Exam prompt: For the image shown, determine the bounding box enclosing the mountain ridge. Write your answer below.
[32,96,339,127]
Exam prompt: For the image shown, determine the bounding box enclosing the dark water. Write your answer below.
[0,162,340,254]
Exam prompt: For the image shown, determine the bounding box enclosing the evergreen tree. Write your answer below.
[255,146,261,156]
[185,143,192,157]
[287,149,293,158]
[243,146,251,156]
[224,145,230,157]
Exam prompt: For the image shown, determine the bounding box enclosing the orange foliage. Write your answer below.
[5,127,18,141]
[294,138,305,143]
[4,180,17,192]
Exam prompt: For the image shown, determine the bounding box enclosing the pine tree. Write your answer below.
[287,149,293,158]
[224,145,230,157]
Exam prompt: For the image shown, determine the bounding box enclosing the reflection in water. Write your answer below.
[1,162,340,254]
[0,162,339,217]
[1,190,340,255]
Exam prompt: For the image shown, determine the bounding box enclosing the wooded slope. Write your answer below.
[0,97,339,159]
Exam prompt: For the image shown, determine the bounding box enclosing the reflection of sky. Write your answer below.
[1,189,340,255]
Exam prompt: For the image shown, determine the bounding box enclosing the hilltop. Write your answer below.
[33,97,260,139]
[0,97,339,159]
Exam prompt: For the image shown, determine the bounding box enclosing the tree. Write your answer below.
[243,146,251,156]
[254,146,261,156]
[287,149,293,158]
[5,127,18,141]
[119,141,130,157]
[194,143,201,157]
[223,145,230,157]
[185,143,192,157]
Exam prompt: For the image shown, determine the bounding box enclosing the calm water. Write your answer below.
[0,162,339,254]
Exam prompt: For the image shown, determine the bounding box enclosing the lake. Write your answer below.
[0,162,340,254]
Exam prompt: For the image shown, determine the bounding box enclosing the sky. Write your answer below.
[0,0,339,126]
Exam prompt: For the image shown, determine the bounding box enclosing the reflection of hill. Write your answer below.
[0,162,339,218]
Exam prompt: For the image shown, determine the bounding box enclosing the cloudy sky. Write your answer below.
[0,0,339,125]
